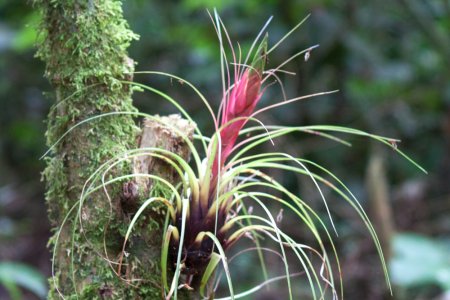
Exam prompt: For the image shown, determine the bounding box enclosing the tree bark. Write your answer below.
[36,1,191,298]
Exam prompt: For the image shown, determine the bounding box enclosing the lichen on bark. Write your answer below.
[35,0,168,298]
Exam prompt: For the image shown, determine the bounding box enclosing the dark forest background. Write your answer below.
[0,0,449,299]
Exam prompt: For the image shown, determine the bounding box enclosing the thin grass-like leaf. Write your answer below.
[118,197,173,274]
[42,112,202,173]
[169,198,189,300]
[267,14,310,55]
[247,195,294,300]
[161,225,179,293]
[204,232,234,299]
[199,252,221,298]
[214,272,303,300]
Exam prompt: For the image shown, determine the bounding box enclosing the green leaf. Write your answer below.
[12,12,42,52]
[200,252,221,297]
[390,233,450,291]
[250,34,268,75]
[0,262,48,299]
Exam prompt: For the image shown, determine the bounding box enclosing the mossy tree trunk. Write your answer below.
[36,1,181,298]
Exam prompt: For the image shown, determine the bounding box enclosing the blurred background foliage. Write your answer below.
[0,0,449,299]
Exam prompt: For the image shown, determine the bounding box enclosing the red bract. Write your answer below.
[219,69,263,165]
[224,68,263,124]
[212,37,268,181]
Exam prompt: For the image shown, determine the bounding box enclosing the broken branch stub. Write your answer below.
[133,114,196,193]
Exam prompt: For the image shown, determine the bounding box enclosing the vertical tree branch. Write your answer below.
[35,1,189,298]
[366,145,394,260]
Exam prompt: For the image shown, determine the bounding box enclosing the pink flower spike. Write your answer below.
[224,69,263,124]
[211,35,268,182]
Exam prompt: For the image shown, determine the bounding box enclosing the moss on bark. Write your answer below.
[36,1,165,298]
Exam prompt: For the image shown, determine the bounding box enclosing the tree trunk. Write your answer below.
[36,1,190,298]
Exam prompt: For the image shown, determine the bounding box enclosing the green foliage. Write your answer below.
[11,11,41,52]
[391,233,450,291]
[35,0,139,88]
[0,262,48,299]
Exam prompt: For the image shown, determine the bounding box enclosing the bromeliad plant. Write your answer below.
[147,13,423,299]
[49,11,425,300]
[166,32,270,296]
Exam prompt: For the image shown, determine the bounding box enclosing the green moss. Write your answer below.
[36,1,165,298]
